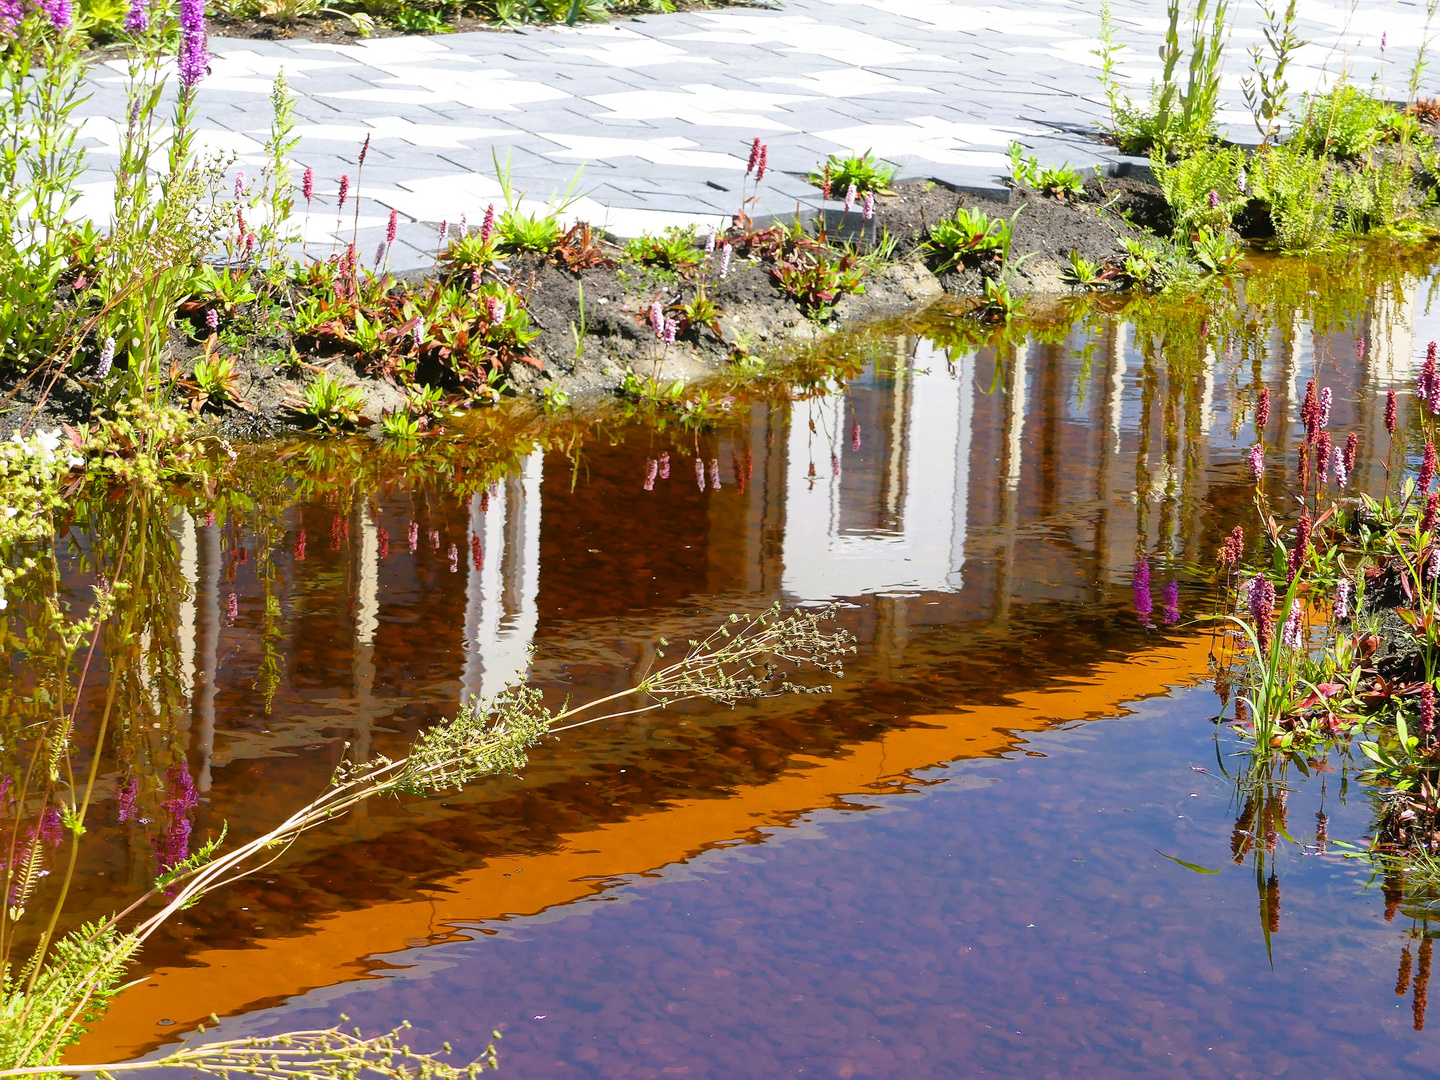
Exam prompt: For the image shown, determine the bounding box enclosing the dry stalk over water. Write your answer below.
[0,603,853,1079]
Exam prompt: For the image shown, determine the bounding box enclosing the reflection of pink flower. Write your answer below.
[1162,580,1180,625]
[448,544,459,573]
[38,808,63,848]
[695,456,706,493]
[1133,558,1152,625]
[116,776,137,823]
[708,458,721,490]
[408,521,419,553]
[852,422,861,452]
[153,765,199,874]
[294,530,306,562]
[1256,386,1270,432]
[471,534,483,571]
[644,459,658,491]
[659,452,670,480]
[226,591,238,625]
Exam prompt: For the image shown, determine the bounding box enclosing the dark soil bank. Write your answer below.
[0,168,1158,438]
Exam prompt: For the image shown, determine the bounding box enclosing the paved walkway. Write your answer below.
[74,0,1411,269]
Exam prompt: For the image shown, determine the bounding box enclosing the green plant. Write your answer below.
[1036,163,1084,200]
[623,225,703,277]
[676,285,723,340]
[180,353,252,413]
[491,0,609,25]
[1250,141,1332,251]
[924,206,1010,272]
[1293,84,1401,159]
[1191,226,1242,273]
[1060,249,1102,288]
[490,148,584,256]
[1007,141,1037,188]
[1409,0,1440,104]
[1241,0,1304,146]
[391,5,450,32]
[1152,144,1248,235]
[809,150,897,196]
[495,207,563,254]
[1007,144,1084,199]
[768,249,866,318]
[440,228,498,278]
[972,276,1024,322]
[1104,0,1229,156]
[285,370,368,432]
[540,381,569,413]
[1333,157,1433,236]
[379,409,425,441]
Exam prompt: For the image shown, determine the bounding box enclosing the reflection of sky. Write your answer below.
[160,684,1436,1078]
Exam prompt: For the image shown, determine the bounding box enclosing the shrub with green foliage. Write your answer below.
[1250,142,1331,251]
[1151,145,1248,235]
[1292,84,1404,159]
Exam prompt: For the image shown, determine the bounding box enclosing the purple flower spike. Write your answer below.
[0,0,24,32]
[176,0,208,90]
[123,0,147,33]
[42,0,72,32]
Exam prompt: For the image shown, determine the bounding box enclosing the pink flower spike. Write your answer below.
[338,174,350,210]
[862,191,875,220]
[303,168,314,203]
[844,184,857,213]
[756,145,768,183]
[649,299,664,337]
[386,208,398,245]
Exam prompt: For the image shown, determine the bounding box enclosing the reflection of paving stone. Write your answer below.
[74,0,1404,269]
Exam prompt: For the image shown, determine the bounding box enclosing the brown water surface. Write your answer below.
[4,258,1439,1076]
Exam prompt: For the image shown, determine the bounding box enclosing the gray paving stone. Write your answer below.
[68,0,1408,243]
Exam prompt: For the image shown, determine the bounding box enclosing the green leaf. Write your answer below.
[1156,849,1221,874]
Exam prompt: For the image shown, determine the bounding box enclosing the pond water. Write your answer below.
[11,251,1440,1077]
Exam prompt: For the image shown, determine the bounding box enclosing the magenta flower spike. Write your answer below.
[176,0,208,89]
[123,0,147,33]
